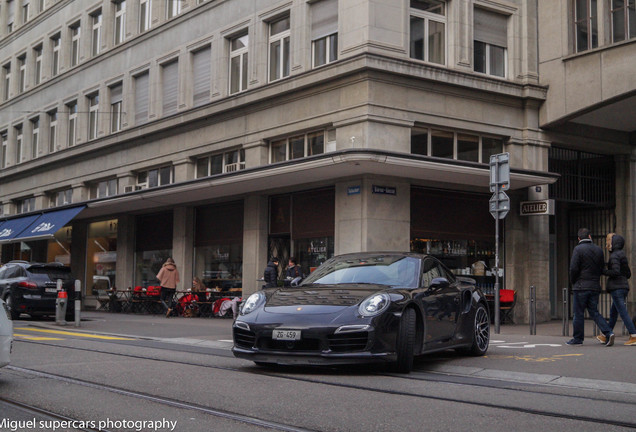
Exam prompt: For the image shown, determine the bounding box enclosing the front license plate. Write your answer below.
[44,288,57,293]
[273,329,301,341]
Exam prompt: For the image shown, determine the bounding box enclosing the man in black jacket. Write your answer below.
[263,257,279,288]
[567,228,614,346]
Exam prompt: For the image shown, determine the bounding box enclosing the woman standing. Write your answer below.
[157,257,180,318]
[601,233,636,346]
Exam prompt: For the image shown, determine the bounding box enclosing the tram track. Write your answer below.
[11,338,636,430]
[0,396,110,432]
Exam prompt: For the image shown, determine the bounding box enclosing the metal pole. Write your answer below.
[562,287,569,336]
[74,280,81,327]
[494,217,500,334]
[529,285,536,335]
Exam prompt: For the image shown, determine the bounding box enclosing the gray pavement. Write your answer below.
[19,311,636,393]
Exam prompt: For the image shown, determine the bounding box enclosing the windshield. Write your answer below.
[301,255,420,288]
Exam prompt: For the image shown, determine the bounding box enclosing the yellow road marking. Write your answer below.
[485,353,584,362]
[13,333,63,341]
[14,327,134,341]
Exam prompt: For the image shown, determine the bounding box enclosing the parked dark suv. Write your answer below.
[0,261,76,320]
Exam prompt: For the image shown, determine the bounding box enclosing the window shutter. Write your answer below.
[193,47,211,107]
[311,0,338,40]
[162,61,178,116]
[110,83,122,104]
[135,73,149,124]
[474,8,508,47]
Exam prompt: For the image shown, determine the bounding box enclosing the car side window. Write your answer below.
[4,266,18,279]
[437,264,456,283]
[421,258,441,288]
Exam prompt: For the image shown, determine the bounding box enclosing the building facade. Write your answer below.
[0,0,633,323]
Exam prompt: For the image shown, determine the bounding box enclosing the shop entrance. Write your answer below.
[549,147,616,318]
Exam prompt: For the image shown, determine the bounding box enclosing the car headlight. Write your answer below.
[358,293,390,317]
[241,292,265,315]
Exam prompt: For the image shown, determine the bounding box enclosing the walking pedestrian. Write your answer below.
[567,228,615,346]
[598,233,636,346]
[157,257,180,318]
[263,257,279,288]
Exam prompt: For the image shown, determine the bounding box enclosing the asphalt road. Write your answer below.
[1,312,635,432]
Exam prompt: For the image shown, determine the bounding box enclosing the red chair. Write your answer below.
[499,289,517,324]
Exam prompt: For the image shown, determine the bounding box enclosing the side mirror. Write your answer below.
[430,277,450,289]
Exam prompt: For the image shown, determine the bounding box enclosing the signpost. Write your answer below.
[489,153,510,334]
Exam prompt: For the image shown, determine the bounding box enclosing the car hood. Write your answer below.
[264,284,385,314]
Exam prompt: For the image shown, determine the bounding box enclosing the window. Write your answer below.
[137,166,173,188]
[611,0,636,43]
[17,197,35,214]
[167,0,181,19]
[93,179,117,198]
[140,0,152,32]
[91,10,102,56]
[270,131,327,163]
[31,118,39,158]
[70,22,81,66]
[311,0,338,67]
[196,149,245,178]
[48,109,57,153]
[34,45,42,85]
[67,101,77,146]
[162,61,178,116]
[51,34,61,76]
[114,0,126,45]
[22,0,30,24]
[410,127,503,163]
[7,0,15,33]
[15,125,23,164]
[269,16,290,81]
[110,83,123,132]
[50,189,72,207]
[18,55,26,93]
[3,63,10,101]
[574,0,598,52]
[410,0,446,65]
[229,33,248,94]
[134,72,149,124]
[1,132,7,168]
[88,93,99,140]
[38,0,45,13]
[192,47,211,106]
[474,8,507,77]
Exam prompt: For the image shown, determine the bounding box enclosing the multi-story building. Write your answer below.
[0,0,633,323]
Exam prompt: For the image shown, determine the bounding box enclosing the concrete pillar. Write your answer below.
[172,206,194,291]
[116,214,135,291]
[242,195,268,296]
[335,176,410,255]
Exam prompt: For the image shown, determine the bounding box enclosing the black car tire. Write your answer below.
[459,303,490,356]
[394,307,416,373]
[5,294,20,320]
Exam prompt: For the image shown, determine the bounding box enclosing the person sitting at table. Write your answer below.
[192,277,207,302]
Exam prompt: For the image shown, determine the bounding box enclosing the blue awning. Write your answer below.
[0,206,85,243]
[0,214,41,242]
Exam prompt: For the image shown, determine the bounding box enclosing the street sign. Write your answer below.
[489,191,510,219]
[489,153,510,192]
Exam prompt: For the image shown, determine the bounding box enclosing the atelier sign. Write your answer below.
[520,199,555,216]
[372,185,396,195]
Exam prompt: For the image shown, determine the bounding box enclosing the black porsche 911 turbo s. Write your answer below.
[232,252,490,373]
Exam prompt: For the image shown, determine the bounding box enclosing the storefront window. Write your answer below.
[194,244,242,290]
[47,226,72,264]
[269,188,335,278]
[86,219,117,294]
[194,202,243,292]
[134,212,173,287]
[294,236,334,274]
